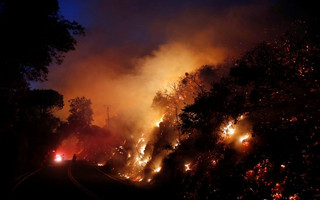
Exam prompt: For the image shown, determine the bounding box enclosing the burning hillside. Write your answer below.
[101,20,320,200]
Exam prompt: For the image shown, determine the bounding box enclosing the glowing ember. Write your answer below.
[212,160,217,166]
[55,154,62,162]
[147,178,152,183]
[244,159,273,186]
[118,173,131,179]
[154,167,161,173]
[288,194,300,200]
[272,193,282,200]
[132,176,143,182]
[271,182,285,200]
[185,163,191,171]
[242,141,250,147]
[97,163,104,166]
[280,164,286,169]
[125,175,130,179]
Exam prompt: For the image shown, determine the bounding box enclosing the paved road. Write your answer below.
[8,161,159,200]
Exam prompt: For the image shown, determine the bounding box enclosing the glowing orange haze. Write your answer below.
[46,42,225,127]
[36,0,283,173]
[41,1,278,127]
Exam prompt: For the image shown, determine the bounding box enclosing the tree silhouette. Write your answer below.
[157,21,320,200]
[30,89,64,115]
[0,0,84,89]
[0,0,84,189]
[67,97,93,130]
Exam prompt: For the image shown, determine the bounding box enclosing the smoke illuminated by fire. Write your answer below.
[41,0,279,126]
[37,0,286,185]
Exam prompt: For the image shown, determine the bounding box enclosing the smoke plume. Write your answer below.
[36,0,292,166]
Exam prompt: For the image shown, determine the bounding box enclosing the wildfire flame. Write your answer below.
[173,141,179,149]
[220,114,252,149]
[154,167,161,173]
[117,112,250,184]
[155,115,164,127]
[239,134,249,143]
[185,163,191,172]
[223,121,235,136]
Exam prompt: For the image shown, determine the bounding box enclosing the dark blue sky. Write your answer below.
[58,0,252,27]
[59,0,89,27]
[57,0,261,50]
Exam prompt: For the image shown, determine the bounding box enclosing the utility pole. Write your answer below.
[104,105,110,127]
[107,105,110,127]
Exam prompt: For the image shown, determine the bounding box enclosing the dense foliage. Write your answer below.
[156,21,320,200]
[0,0,84,190]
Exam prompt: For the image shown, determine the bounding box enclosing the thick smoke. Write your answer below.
[41,0,282,125]
[37,0,290,165]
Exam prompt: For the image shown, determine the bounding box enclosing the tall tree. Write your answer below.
[0,0,84,89]
[30,89,64,115]
[0,0,84,190]
[67,97,93,130]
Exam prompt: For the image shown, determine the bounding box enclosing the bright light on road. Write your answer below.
[55,154,62,162]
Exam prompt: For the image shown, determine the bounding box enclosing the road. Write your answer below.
[8,161,161,200]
